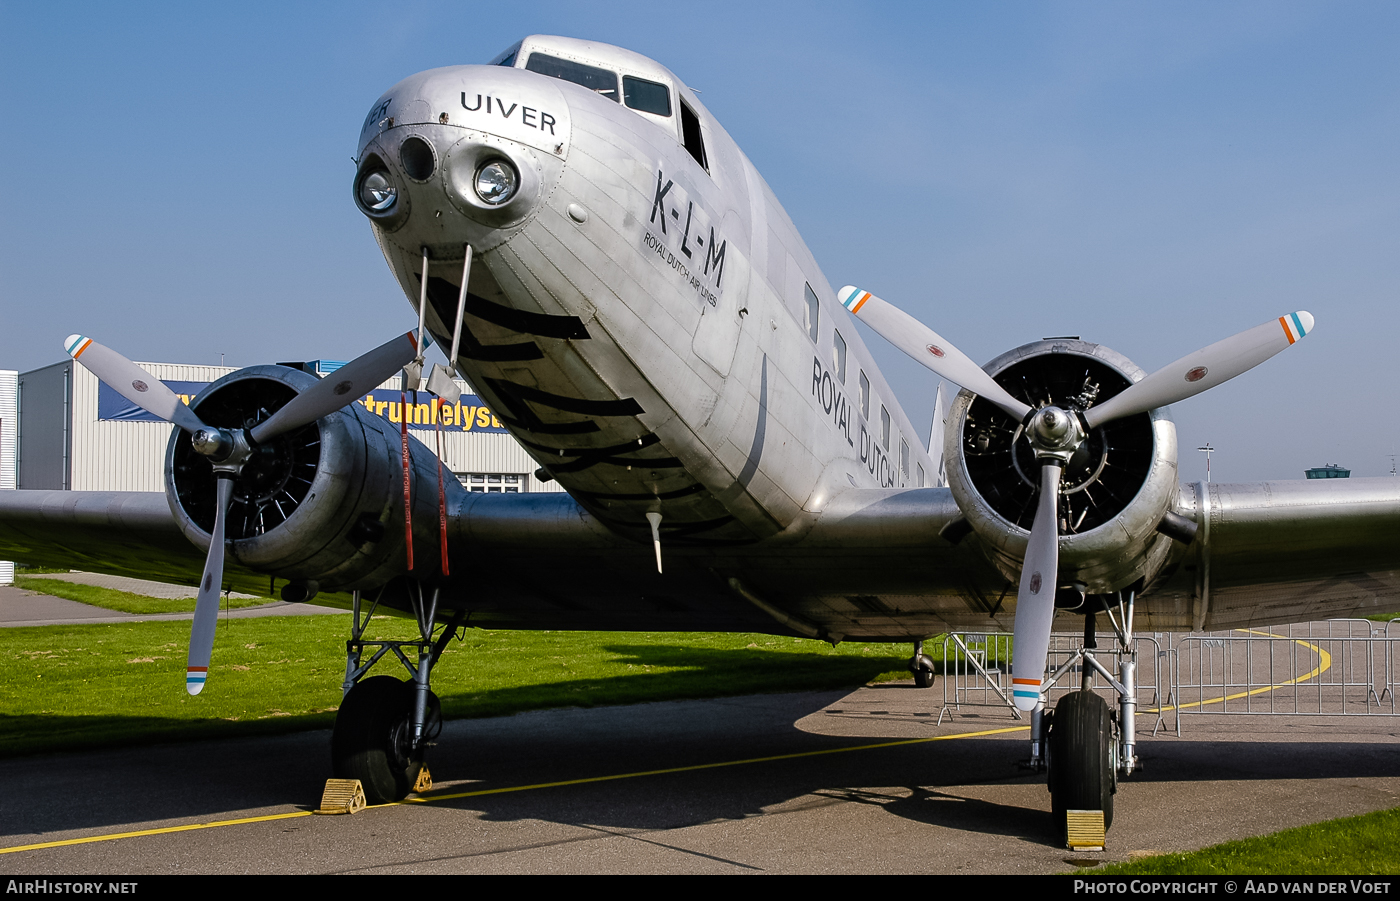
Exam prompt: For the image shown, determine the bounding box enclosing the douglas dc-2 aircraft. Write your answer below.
[4,36,1399,839]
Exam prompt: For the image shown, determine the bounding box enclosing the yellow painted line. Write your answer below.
[1146,628,1333,713]
[0,723,1030,855]
[0,811,310,855]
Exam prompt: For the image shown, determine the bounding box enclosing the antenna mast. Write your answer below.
[1197,442,1215,483]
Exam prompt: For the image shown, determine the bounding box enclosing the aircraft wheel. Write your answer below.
[914,667,935,689]
[331,675,440,804]
[1047,690,1115,839]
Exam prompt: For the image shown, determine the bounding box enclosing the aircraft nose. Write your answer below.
[352,66,571,254]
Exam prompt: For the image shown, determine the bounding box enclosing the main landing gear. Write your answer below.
[909,639,936,688]
[331,582,464,805]
[1032,590,1140,844]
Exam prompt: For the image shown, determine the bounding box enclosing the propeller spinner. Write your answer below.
[836,288,1314,710]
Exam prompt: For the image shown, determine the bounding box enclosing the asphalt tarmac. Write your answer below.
[2,681,1398,874]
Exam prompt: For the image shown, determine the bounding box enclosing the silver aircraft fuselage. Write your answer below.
[357,37,930,546]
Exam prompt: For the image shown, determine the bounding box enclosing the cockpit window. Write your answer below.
[623,76,671,116]
[488,42,521,67]
[525,53,619,102]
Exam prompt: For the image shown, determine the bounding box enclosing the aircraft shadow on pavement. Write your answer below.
[430,642,912,720]
[411,728,1064,846]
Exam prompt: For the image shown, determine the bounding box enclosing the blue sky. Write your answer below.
[3,2,1397,479]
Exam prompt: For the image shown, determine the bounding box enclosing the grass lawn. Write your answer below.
[1087,806,1400,875]
[0,614,924,758]
[15,576,271,615]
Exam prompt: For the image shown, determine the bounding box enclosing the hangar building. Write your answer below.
[8,358,563,495]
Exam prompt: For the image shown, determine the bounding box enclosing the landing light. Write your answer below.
[359,171,397,212]
[474,160,517,205]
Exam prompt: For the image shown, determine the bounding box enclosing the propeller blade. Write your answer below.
[186,475,233,695]
[838,287,1033,421]
[1011,462,1062,712]
[1083,312,1314,430]
[250,331,425,445]
[64,335,207,434]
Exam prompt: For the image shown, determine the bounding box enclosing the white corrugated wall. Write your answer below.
[62,362,564,493]
[69,362,236,492]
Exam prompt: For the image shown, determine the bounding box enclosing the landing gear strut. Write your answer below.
[1042,590,1138,842]
[330,583,463,804]
[909,639,936,688]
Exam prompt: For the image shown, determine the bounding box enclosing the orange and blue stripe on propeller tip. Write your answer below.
[64,334,93,358]
[837,286,873,314]
[1280,312,1313,345]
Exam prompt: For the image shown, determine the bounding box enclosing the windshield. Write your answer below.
[623,75,671,116]
[524,53,619,101]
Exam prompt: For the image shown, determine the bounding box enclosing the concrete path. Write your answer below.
[28,571,260,599]
[0,584,342,627]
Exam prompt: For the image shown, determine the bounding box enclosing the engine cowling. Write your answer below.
[945,339,1180,594]
[163,365,453,591]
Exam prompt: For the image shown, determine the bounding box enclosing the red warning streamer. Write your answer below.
[434,398,450,575]
[400,388,414,571]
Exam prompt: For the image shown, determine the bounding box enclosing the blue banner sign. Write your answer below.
[97,381,207,422]
[96,381,506,433]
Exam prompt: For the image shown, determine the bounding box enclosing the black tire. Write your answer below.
[1047,690,1115,839]
[331,676,440,804]
[914,668,935,689]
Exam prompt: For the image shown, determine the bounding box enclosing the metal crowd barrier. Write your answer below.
[935,618,1400,729]
[935,630,1175,735]
[1164,619,1398,717]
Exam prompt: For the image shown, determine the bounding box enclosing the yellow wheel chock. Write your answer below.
[1065,809,1106,851]
[315,778,367,815]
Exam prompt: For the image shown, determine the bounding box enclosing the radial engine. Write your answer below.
[944,339,1187,598]
[164,365,451,594]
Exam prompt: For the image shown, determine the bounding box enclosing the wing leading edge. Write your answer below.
[1146,477,1400,631]
[0,478,1396,636]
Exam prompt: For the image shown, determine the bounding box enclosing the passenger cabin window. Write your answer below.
[880,406,891,450]
[900,439,910,480]
[525,53,619,101]
[859,371,870,420]
[680,101,708,171]
[918,463,926,488]
[624,76,671,116]
[804,284,820,342]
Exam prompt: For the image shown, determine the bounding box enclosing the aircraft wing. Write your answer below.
[1,479,1397,635]
[1144,477,1400,631]
[0,490,273,598]
[10,434,1391,639]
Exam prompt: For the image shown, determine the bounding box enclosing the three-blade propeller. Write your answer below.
[64,332,423,694]
[837,286,1314,710]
